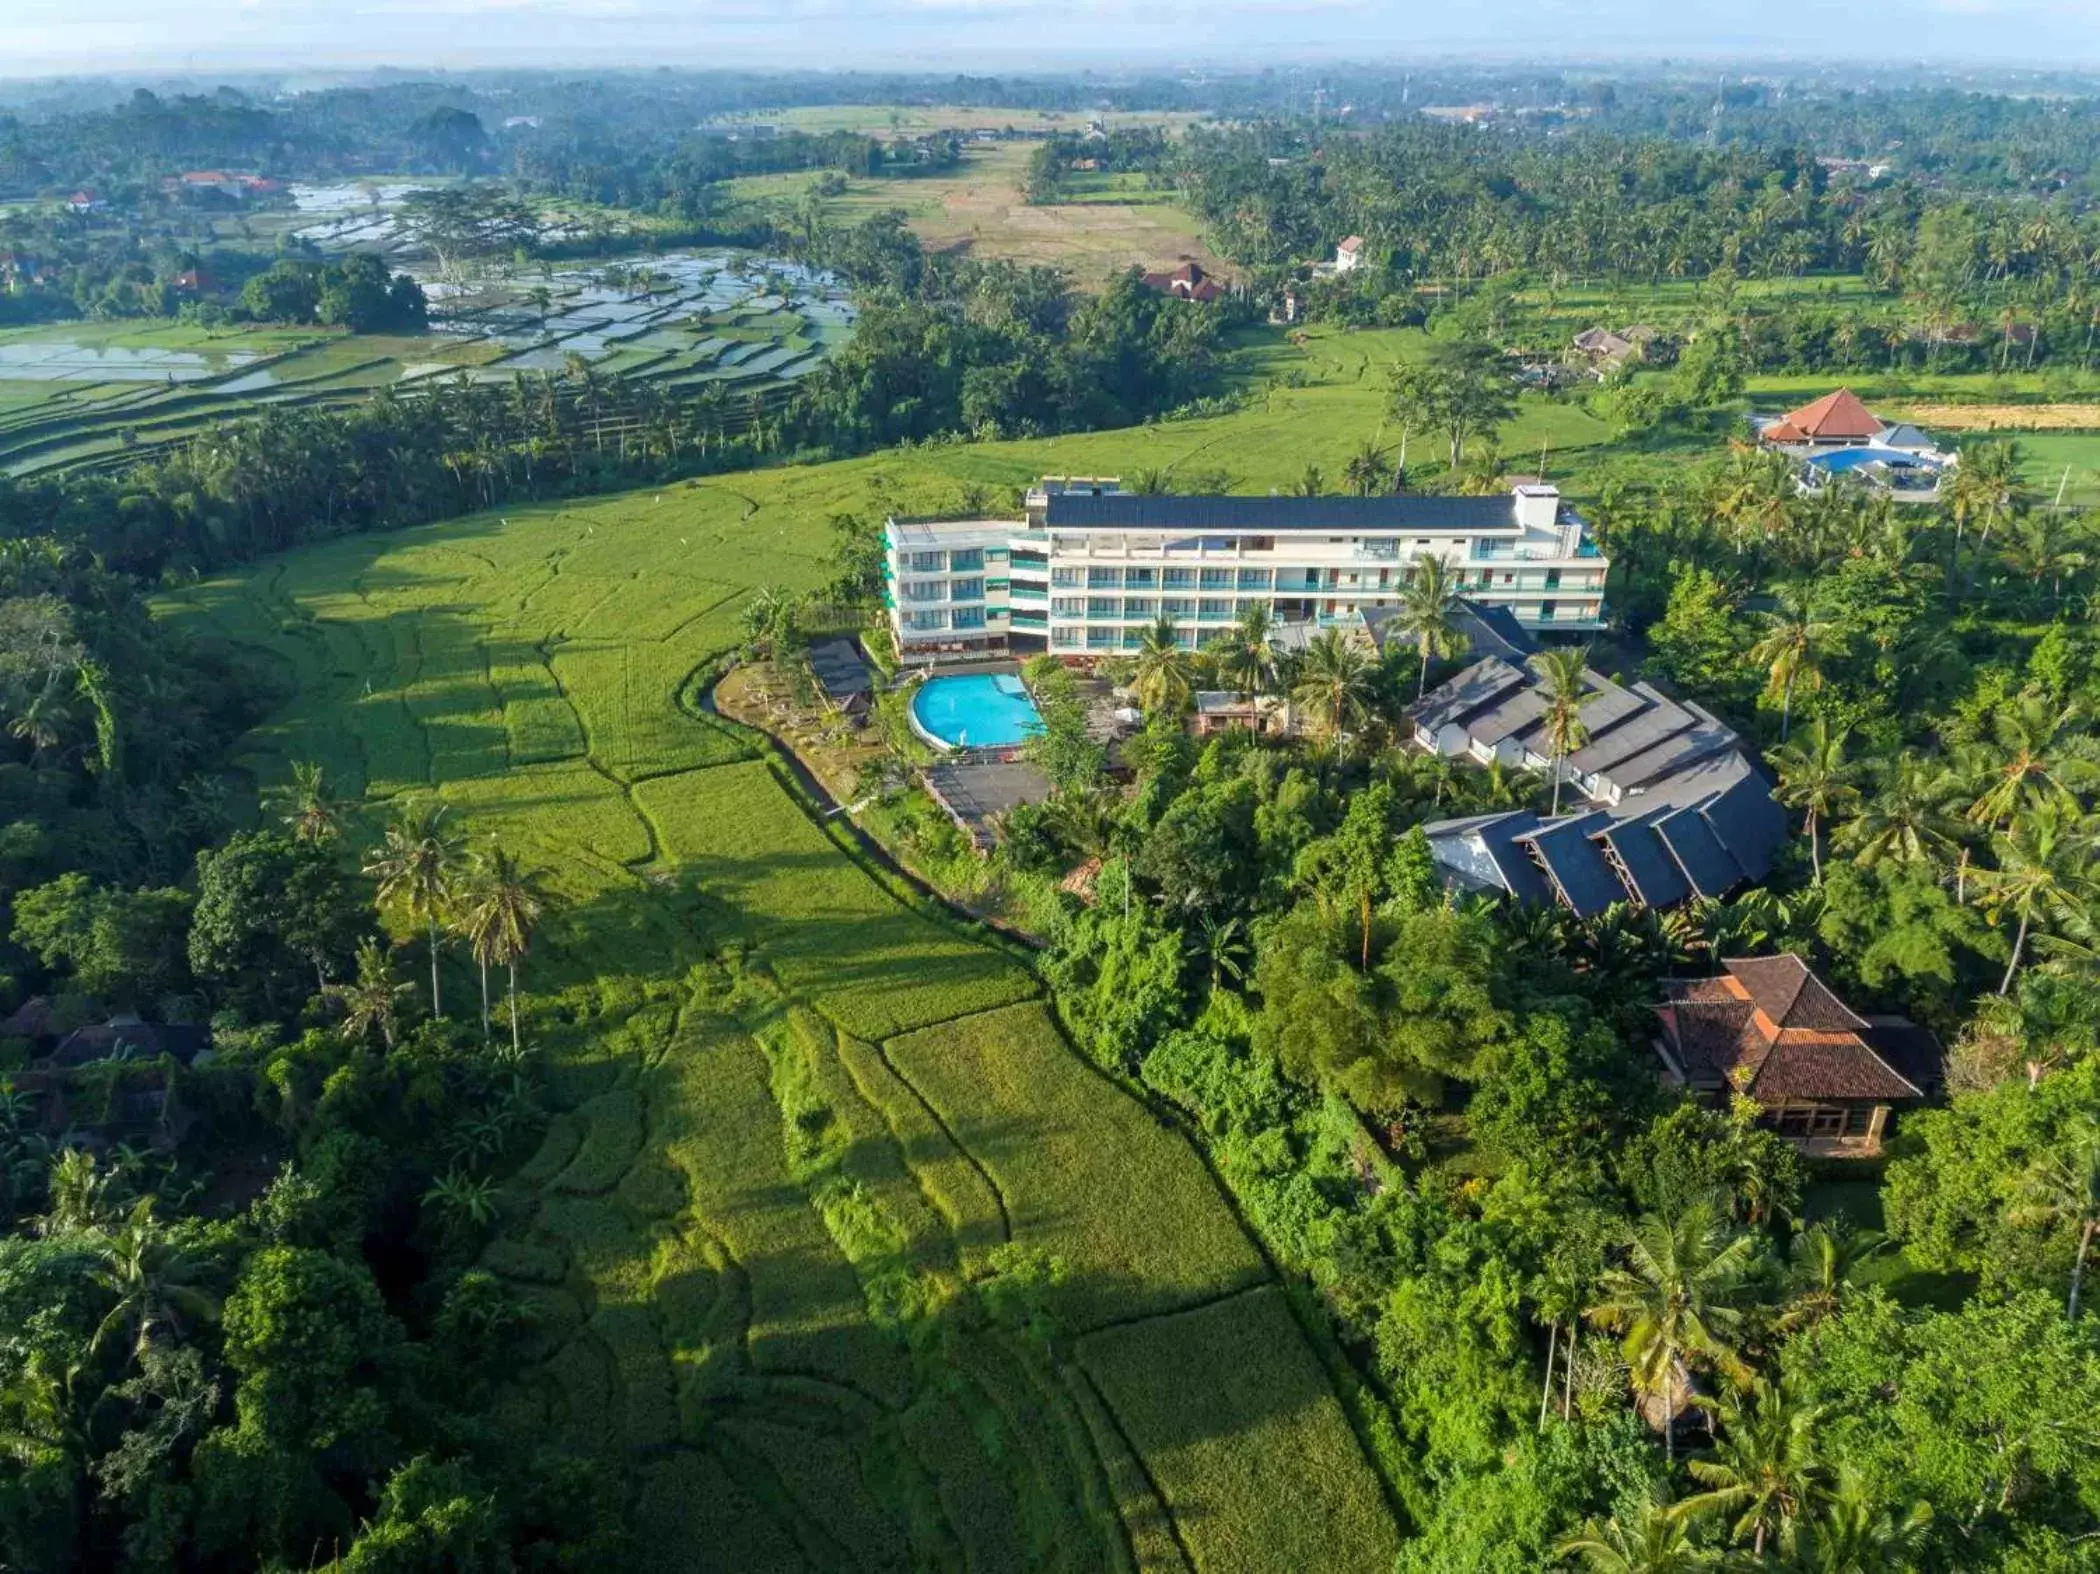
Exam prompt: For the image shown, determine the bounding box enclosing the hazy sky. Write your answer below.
[3,0,2097,78]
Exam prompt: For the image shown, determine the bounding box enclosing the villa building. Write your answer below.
[1654,955,1941,1157]
[1753,388,1953,502]
[1412,629,1787,916]
[882,477,1609,662]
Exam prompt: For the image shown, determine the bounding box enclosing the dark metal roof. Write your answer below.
[1568,694,1697,776]
[1703,769,1788,882]
[1044,492,1526,534]
[1513,669,1645,753]
[1599,812,1693,909]
[1413,656,1528,732]
[1608,722,1739,793]
[1653,802,1745,898]
[1460,685,1549,747]
[1479,814,1557,906]
[1518,811,1626,918]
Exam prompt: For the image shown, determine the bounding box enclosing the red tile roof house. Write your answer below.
[1335,234,1366,272]
[1138,261,1225,303]
[1652,954,1941,1157]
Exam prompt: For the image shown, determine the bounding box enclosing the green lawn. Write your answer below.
[155,449,1404,1566]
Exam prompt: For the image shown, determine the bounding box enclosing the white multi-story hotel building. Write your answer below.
[883,478,1609,661]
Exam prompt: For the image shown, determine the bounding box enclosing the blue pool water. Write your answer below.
[911,673,1044,750]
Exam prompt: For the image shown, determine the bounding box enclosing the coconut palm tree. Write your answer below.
[1290,627,1376,756]
[1188,913,1251,996]
[2000,513,2090,611]
[2010,1121,2100,1319]
[1556,1488,1716,1572]
[1130,616,1194,718]
[1682,1380,1827,1557]
[266,759,350,843]
[1535,646,1592,815]
[7,674,75,765]
[1835,754,1966,872]
[1586,1202,1759,1463]
[1973,802,2095,993]
[1395,552,1468,701]
[326,937,413,1049]
[89,1198,220,1364]
[1966,698,2095,832]
[1803,1468,1933,1573]
[1747,586,1836,741]
[1212,603,1278,702]
[38,1148,123,1237]
[1343,437,1393,496]
[1780,1217,1889,1331]
[363,800,466,1017]
[1943,438,2026,571]
[455,847,547,1056]
[1767,719,1865,885]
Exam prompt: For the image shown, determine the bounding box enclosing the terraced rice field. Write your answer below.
[0,249,853,479]
[156,468,1405,1570]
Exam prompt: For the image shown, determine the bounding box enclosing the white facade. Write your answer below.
[883,479,1609,661]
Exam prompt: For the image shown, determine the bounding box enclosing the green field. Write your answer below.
[157,459,1404,1568]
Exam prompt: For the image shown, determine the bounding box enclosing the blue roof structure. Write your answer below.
[1518,812,1624,918]
[1653,803,1745,899]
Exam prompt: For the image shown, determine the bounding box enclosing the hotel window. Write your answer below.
[1540,601,1558,622]
[952,606,986,631]
[949,548,985,572]
[1087,567,1121,589]
[1052,598,1086,618]
[1087,597,1118,618]
[1161,597,1195,618]
[905,610,946,632]
[1086,627,1116,650]
[1199,597,1233,620]
[1125,567,1157,589]
[949,578,984,602]
[1199,568,1235,591]
[904,581,943,603]
[1163,567,1197,589]
[1052,627,1080,649]
[1545,569,1562,589]
[1051,567,1084,588]
[1237,568,1272,590]
[1123,598,1157,619]
[909,550,944,572]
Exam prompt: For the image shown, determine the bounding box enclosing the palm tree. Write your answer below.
[1343,437,1393,496]
[1290,464,1325,497]
[1535,646,1592,815]
[38,1147,123,1237]
[363,800,466,1017]
[1835,754,1965,872]
[1586,1202,1758,1463]
[1682,1380,1827,1557]
[1556,1488,1716,1572]
[1803,1468,1933,1573]
[2011,1121,2100,1319]
[1130,616,1194,718]
[455,847,546,1056]
[1188,913,1250,995]
[89,1199,220,1364]
[1780,1218,1889,1331]
[1767,719,1865,885]
[326,937,412,1049]
[7,674,75,764]
[266,759,350,843]
[1973,802,2094,993]
[1395,552,1467,701]
[1747,586,1836,741]
[1966,698,2094,832]
[1943,438,2026,571]
[423,1168,500,1236]
[1290,628,1376,755]
[1212,603,1278,701]
[2000,513,2089,611]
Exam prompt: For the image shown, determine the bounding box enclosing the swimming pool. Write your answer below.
[910,672,1044,750]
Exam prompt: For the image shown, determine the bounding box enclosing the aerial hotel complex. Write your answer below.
[882,477,1610,661]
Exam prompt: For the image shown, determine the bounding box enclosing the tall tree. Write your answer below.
[1290,628,1376,755]
[1212,603,1278,702]
[1682,1380,1827,1557]
[1535,646,1592,815]
[456,847,546,1056]
[2011,1121,2100,1319]
[1747,586,1836,741]
[265,760,349,844]
[1974,803,2093,993]
[1130,616,1194,718]
[1767,719,1865,885]
[1395,551,1467,702]
[1587,1203,1759,1463]
[363,800,466,1017]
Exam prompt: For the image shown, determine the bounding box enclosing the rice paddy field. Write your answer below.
[0,247,854,479]
[155,456,1406,1569]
